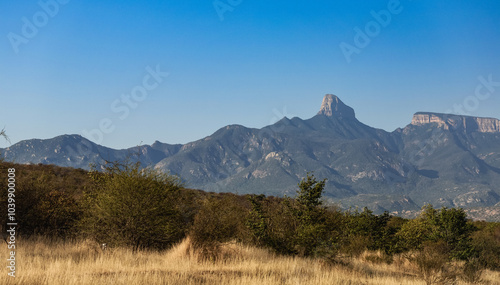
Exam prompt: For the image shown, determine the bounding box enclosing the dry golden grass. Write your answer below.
[1,237,499,285]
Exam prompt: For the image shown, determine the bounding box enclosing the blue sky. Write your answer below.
[1,0,500,149]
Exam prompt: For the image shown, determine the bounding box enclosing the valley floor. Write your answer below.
[2,237,499,285]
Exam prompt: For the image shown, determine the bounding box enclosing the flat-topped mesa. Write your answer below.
[411,112,500,133]
[317,94,356,119]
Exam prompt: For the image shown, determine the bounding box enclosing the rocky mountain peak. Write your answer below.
[317,94,356,119]
[411,112,500,133]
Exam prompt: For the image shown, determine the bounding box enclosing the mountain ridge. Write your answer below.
[2,95,500,218]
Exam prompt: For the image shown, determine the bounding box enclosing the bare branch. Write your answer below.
[0,128,10,144]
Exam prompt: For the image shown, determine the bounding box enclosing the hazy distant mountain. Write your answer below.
[2,95,500,217]
[0,134,181,170]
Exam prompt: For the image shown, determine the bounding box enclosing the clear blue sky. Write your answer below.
[1,0,500,149]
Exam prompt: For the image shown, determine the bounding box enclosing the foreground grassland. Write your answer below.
[1,237,499,285]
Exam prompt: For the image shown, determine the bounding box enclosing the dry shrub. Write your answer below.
[410,241,457,285]
[318,253,351,269]
[193,240,251,263]
[167,236,194,260]
[460,258,484,284]
[170,236,270,264]
[392,252,420,273]
[189,195,248,262]
[342,235,370,258]
[166,236,218,262]
[192,242,223,262]
[74,239,101,259]
[363,250,393,265]
[471,225,500,270]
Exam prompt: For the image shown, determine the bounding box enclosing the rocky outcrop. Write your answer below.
[411,113,450,128]
[317,94,356,119]
[411,112,500,133]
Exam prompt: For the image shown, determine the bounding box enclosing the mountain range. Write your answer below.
[3,95,500,219]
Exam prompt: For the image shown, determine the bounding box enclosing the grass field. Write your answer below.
[1,237,499,285]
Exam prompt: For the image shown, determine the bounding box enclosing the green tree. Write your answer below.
[296,173,326,207]
[80,162,186,251]
[396,205,475,260]
[292,173,329,256]
[433,207,475,260]
[246,194,269,246]
[247,195,299,255]
[245,174,337,257]
[343,208,398,257]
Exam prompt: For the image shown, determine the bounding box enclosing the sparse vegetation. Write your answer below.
[1,236,499,285]
[1,161,500,284]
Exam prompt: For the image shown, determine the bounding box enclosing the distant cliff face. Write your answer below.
[411,112,500,133]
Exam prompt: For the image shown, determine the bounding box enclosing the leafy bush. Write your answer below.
[396,217,432,251]
[470,221,500,270]
[342,235,370,258]
[80,162,187,251]
[343,208,400,257]
[0,162,84,238]
[247,195,299,255]
[189,194,249,261]
[397,205,475,260]
[246,174,342,258]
